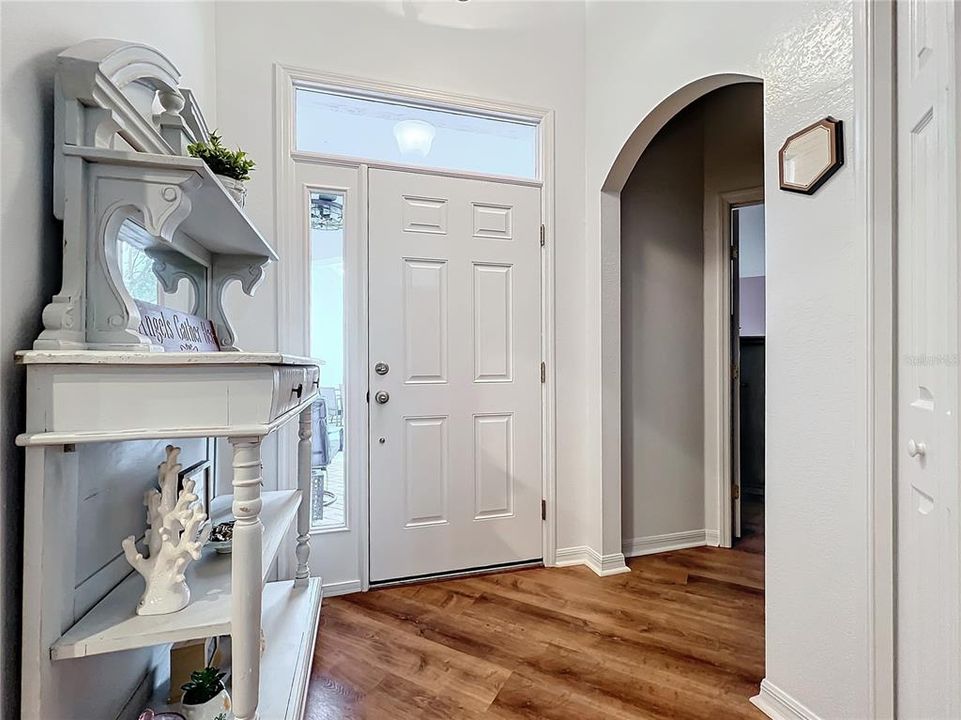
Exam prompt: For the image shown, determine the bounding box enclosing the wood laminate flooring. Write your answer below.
[306,519,765,719]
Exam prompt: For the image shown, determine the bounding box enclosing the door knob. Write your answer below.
[374,390,390,405]
[908,439,927,458]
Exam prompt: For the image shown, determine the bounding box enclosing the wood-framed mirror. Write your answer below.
[778,117,844,194]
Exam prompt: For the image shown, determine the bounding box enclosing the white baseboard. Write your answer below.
[322,579,362,597]
[751,679,823,720]
[622,529,708,558]
[705,528,720,546]
[555,546,631,576]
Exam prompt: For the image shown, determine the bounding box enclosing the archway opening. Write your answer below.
[606,77,766,695]
[598,73,765,555]
[620,80,764,553]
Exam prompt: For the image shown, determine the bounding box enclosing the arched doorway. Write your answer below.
[597,73,763,563]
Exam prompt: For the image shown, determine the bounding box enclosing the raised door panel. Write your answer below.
[472,203,513,240]
[404,416,449,527]
[473,263,513,382]
[403,259,448,384]
[473,413,514,520]
[402,195,448,235]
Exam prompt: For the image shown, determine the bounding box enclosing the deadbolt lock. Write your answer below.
[375,362,390,376]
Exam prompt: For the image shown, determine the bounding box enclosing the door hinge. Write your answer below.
[541,498,547,520]
[731,363,739,381]
[540,361,546,383]
[733,484,740,500]
[540,224,546,247]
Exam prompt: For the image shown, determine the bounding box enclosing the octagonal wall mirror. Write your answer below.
[778,117,844,194]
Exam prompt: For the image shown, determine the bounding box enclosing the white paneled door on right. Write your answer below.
[897,0,961,717]
[368,169,542,582]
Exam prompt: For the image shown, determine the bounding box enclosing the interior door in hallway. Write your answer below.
[897,0,961,716]
[368,168,542,582]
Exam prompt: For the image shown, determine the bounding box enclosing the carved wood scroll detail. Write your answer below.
[37,39,273,353]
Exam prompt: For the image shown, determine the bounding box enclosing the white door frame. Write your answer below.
[705,187,763,549]
[862,2,896,715]
[273,65,558,591]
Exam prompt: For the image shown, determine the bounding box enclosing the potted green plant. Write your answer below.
[179,667,231,720]
[187,131,255,208]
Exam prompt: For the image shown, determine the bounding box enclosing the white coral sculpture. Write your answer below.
[122,445,211,616]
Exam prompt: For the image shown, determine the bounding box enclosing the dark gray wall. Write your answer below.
[621,102,706,540]
[620,83,764,543]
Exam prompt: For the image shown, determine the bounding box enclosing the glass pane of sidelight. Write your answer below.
[295,87,538,180]
[308,190,347,530]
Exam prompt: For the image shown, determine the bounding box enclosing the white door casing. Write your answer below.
[368,169,543,581]
[730,205,742,540]
[896,0,961,717]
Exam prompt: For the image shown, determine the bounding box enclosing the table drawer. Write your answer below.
[270,365,319,421]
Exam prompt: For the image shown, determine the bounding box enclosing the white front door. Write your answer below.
[896,0,961,716]
[368,168,543,582]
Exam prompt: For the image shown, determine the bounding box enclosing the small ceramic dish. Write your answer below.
[139,711,186,720]
[207,520,235,554]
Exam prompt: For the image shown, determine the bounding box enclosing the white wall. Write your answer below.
[0,3,217,716]
[213,0,589,587]
[588,1,872,716]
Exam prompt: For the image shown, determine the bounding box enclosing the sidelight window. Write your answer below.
[308,190,347,530]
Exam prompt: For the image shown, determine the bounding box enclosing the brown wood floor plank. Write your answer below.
[307,543,766,719]
[319,601,511,711]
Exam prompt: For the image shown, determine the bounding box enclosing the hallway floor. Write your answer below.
[305,536,766,719]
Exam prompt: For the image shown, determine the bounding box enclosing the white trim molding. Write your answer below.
[751,679,824,720]
[322,579,362,598]
[622,529,708,558]
[858,1,896,716]
[555,546,630,576]
[704,186,764,549]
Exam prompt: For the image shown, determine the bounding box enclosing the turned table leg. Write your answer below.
[229,437,263,720]
[295,405,313,586]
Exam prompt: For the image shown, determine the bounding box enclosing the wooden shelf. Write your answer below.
[51,490,301,660]
[62,145,278,261]
[257,579,323,720]
[147,578,322,720]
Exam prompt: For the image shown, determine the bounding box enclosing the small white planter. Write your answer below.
[216,175,247,208]
[180,689,232,720]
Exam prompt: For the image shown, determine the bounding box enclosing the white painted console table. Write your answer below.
[18,38,324,720]
[18,351,323,720]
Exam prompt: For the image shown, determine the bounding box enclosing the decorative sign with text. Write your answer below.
[135,300,220,352]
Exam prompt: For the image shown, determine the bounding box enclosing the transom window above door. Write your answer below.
[294,87,539,180]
